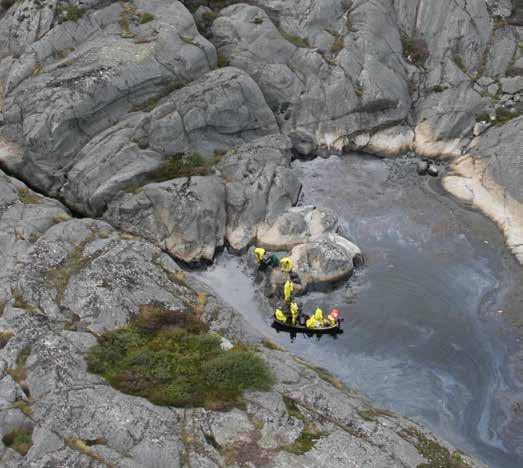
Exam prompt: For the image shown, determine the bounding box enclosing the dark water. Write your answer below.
[199,154,523,467]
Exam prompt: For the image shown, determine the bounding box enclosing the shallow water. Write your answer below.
[199,154,523,467]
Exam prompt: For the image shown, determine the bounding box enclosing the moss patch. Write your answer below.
[261,338,283,351]
[6,346,31,388]
[280,30,310,48]
[139,12,154,24]
[0,330,13,349]
[57,4,83,22]
[284,428,327,455]
[495,107,521,124]
[86,308,274,410]
[357,407,394,422]
[2,428,33,455]
[18,188,43,205]
[13,399,33,417]
[400,427,471,468]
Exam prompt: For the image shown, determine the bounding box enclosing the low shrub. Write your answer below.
[401,32,429,66]
[2,428,33,455]
[86,309,274,410]
[495,107,520,124]
[140,12,154,24]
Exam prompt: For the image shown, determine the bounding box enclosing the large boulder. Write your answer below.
[256,206,338,251]
[0,0,216,193]
[215,135,301,251]
[211,2,410,148]
[59,67,278,217]
[105,176,226,263]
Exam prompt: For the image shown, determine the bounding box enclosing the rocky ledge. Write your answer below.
[0,170,482,467]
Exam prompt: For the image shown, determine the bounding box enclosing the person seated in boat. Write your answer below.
[327,308,340,326]
[274,308,287,323]
[305,308,323,329]
[290,302,299,326]
[283,279,294,304]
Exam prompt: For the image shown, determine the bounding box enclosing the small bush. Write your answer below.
[475,112,491,123]
[2,428,33,455]
[495,107,520,124]
[400,32,428,66]
[140,12,154,24]
[0,330,13,349]
[58,4,83,22]
[86,309,274,410]
[431,85,447,93]
[280,30,310,48]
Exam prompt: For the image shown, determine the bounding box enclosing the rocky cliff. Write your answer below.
[0,0,520,466]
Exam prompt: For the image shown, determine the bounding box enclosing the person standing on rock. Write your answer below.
[255,247,279,271]
[283,280,294,304]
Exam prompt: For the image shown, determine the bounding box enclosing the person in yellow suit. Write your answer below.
[290,302,299,325]
[280,257,293,274]
[275,308,287,323]
[306,314,316,329]
[313,308,325,327]
[283,280,294,304]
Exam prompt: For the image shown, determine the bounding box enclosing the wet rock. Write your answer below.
[289,128,318,158]
[417,160,429,175]
[427,164,439,177]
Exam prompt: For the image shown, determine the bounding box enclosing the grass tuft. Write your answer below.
[261,338,283,351]
[284,429,327,455]
[86,308,274,410]
[18,188,43,205]
[6,346,31,388]
[494,107,520,124]
[0,330,13,349]
[2,428,33,455]
[57,4,83,22]
[280,30,310,48]
[400,427,471,468]
[139,12,154,24]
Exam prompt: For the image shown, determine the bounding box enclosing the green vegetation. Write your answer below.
[6,346,31,388]
[475,111,491,123]
[216,51,230,68]
[86,307,274,410]
[139,12,155,24]
[284,429,327,455]
[2,428,33,455]
[128,152,222,190]
[431,85,447,93]
[13,399,33,417]
[400,427,471,468]
[57,4,83,22]
[280,30,310,48]
[66,438,110,465]
[330,34,345,55]
[18,188,43,205]
[357,407,394,422]
[45,239,93,306]
[261,338,283,351]
[453,55,466,72]
[0,330,13,349]
[400,32,429,66]
[495,107,520,124]
[283,396,306,421]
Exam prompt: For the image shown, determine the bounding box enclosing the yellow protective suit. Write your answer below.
[275,308,287,323]
[280,257,293,273]
[290,302,299,325]
[255,247,266,264]
[306,315,316,329]
[283,280,294,304]
[314,308,324,327]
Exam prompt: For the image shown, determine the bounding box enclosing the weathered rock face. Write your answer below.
[0,0,216,193]
[0,172,482,467]
[216,134,302,251]
[211,2,410,147]
[443,116,523,264]
[105,175,226,263]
